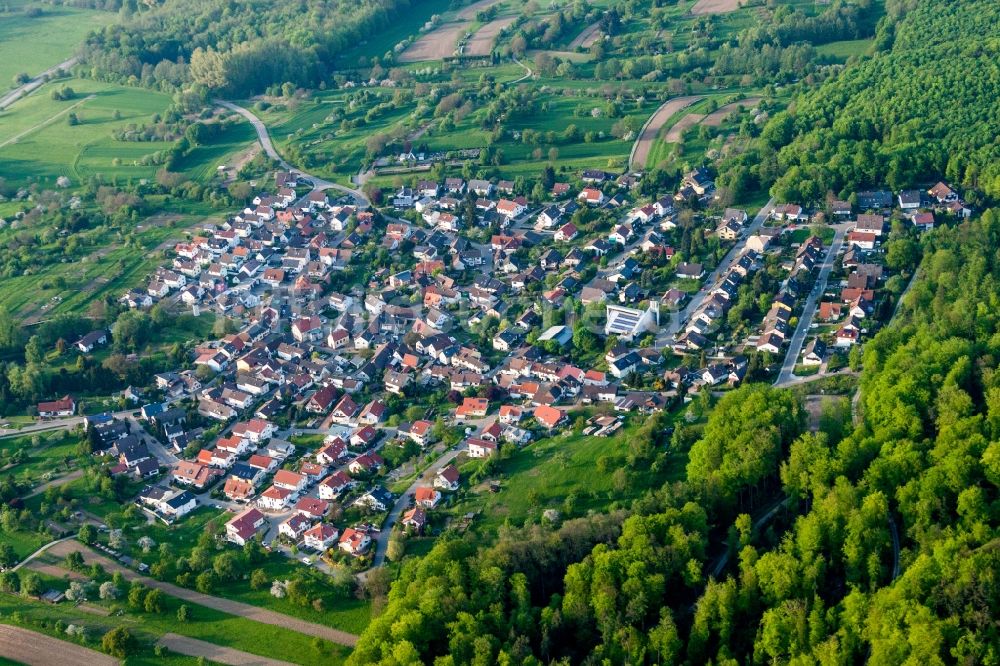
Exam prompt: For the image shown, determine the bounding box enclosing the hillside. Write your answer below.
[80,0,412,95]
[722,0,1000,202]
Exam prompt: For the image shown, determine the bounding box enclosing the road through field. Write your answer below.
[0,625,118,666]
[38,540,360,648]
[157,634,297,666]
[0,57,78,111]
[629,95,703,169]
[0,95,95,150]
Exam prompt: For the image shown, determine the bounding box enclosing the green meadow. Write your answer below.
[0,3,113,85]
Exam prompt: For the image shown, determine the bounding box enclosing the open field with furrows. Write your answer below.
[690,0,743,15]
[630,95,703,169]
[0,3,113,85]
[339,0,454,64]
[567,21,603,49]
[464,15,517,56]
[399,0,503,62]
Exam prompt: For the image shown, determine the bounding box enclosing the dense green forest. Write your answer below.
[717,0,1000,203]
[80,0,410,95]
[348,207,1000,663]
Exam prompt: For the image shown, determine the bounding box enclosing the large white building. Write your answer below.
[604,302,659,340]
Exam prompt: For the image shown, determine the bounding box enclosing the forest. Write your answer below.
[347,204,1000,662]
[717,0,1000,203]
[80,0,411,95]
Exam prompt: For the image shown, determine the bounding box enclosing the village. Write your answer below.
[29,167,969,576]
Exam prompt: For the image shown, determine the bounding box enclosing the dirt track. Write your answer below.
[690,0,741,15]
[0,625,119,666]
[42,541,359,648]
[629,95,703,169]
[466,16,517,56]
[157,634,296,666]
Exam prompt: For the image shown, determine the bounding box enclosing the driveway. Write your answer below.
[0,625,118,666]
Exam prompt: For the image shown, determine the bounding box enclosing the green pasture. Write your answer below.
[0,4,112,85]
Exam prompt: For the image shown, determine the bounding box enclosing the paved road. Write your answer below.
[774,223,850,385]
[0,625,118,666]
[38,541,360,648]
[216,100,370,210]
[0,57,77,111]
[371,444,465,566]
[157,634,297,666]
[658,198,776,346]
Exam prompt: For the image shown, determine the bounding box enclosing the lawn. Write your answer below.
[0,3,113,85]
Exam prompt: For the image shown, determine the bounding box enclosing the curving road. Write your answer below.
[215,100,371,210]
[0,57,77,111]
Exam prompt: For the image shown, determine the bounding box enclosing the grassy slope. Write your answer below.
[0,4,112,85]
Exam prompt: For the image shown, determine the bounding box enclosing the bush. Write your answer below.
[101,627,135,658]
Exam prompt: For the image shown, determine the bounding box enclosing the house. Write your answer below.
[855,214,885,236]
[358,399,387,425]
[533,405,565,429]
[355,486,392,512]
[161,491,197,518]
[318,471,352,499]
[554,222,578,242]
[225,507,266,546]
[171,461,220,490]
[279,513,313,541]
[75,330,108,353]
[401,506,428,532]
[350,425,379,448]
[303,523,339,551]
[37,395,75,418]
[401,419,434,447]
[435,465,460,491]
[339,527,372,555]
[456,397,489,419]
[273,469,306,493]
[803,338,826,366]
[846,231,878,250]
[414,487,441,509]
[605,303,659,341]
[231,418,276,444]
[928,182,958,203]
[578,188,606,205]
[348,452,384,475]
[258,485,294,510]
[676,263,705,280]
[898,190,922,210]
[224,476,256,502]
[467,438,497,458]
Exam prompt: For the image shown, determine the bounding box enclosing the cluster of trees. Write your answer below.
[719,0,1000,202]
[81,0,411,95]
[350,210,1000,663]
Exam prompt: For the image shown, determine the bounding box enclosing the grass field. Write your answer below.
[0,4,113,85]
[0,582,352,666]
[816,38,874,62]
[0,430,80,487]
[0,78,173,186]
[442,411,686,534]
